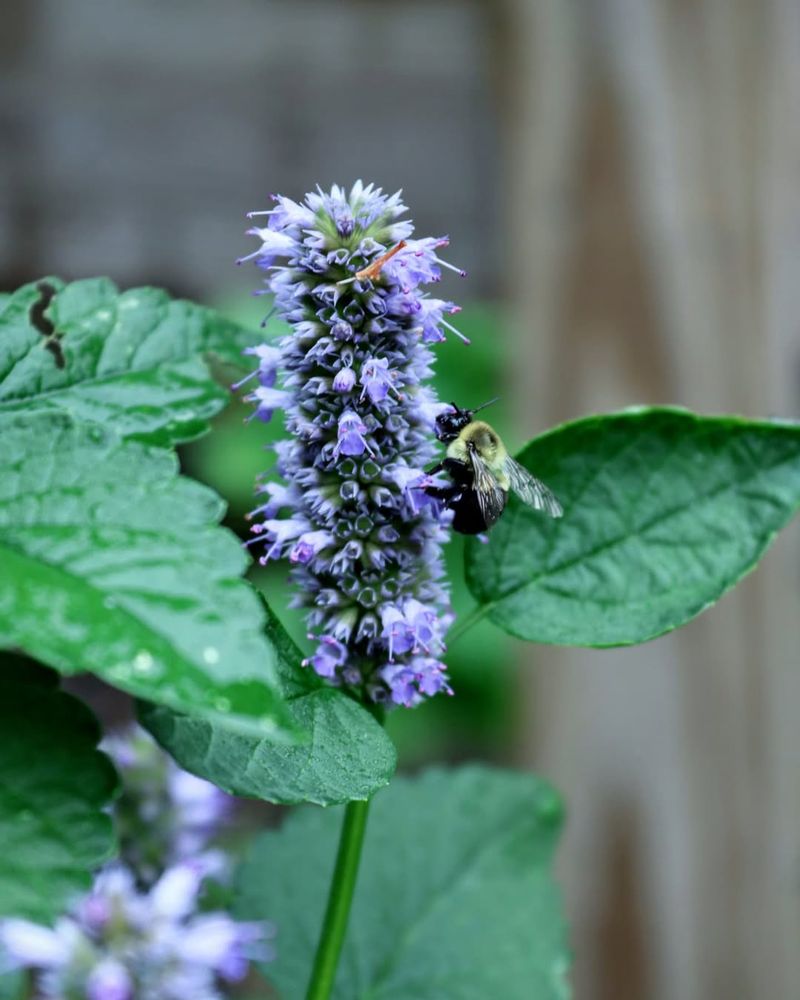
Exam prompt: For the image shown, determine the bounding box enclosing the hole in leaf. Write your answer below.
[29,281,66,369]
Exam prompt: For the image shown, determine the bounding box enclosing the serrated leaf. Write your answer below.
[235,767,571,1000]
[466,408,800,645]
[0,657,118,922]
[0,412,295,738]
[140,603,396,805]
[0,277,261,446]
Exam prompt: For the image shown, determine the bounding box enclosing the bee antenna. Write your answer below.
[472,396,500,414]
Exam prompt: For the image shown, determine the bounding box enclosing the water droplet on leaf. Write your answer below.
[132,651,155,675]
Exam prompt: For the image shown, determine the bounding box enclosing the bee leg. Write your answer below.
[420,482,463,511]
[425,461,446,476]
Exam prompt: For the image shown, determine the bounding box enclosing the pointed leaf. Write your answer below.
[466,408,800,645]
[140,604,396,805]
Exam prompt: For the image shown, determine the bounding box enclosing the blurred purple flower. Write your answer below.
[0,862,272,1000]
[101,725,233,886]
[86,958,132,1000]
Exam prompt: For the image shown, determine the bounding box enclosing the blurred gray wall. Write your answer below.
[0,0,499,295]
[504,3,800,999]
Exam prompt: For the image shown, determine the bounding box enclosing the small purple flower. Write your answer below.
[290,529,335,565]
[332,366,357,393]
[238,182,466,703]
[101,725,233,885]
[304,635,348,678]
[378,664,421,707]
[232,343,282,391]
[381,605,415,660]
[382,236,464,289]
[149,862,204,921]
[415,299,469,344]
[175,914,267,983]
[360,357,399,405]
[413,656,453,697]
[254,516,309,563]
[236,226,295,267]
[248,194,315,230]
[0,919,71,969]
[335,409,373,457]
[86,958,132,1000]
[245,385,291,423]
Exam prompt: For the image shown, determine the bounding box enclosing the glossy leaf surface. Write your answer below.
[0,413,295,738]
[0,277,258,446]
[466,408,800,645]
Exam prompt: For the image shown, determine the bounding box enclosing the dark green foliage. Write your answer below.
[235,767,571,1000]
[0,658,118,922]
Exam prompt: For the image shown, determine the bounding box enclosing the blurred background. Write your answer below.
[3,1,800,997]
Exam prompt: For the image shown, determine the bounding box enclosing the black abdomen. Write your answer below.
[451,490,491,534]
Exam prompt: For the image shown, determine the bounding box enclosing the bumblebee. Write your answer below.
[423,400,563,534]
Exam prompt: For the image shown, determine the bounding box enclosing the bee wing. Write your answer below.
[468,448,506,527]
[505,457,563,518]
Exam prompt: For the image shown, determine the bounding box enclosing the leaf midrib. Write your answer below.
[481,447,800,608]
[357,809,554,999]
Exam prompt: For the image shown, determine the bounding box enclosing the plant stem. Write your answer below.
[305,797,371,1000]
[445,602,491,645]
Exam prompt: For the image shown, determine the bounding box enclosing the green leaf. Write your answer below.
[0,277,261,446]
[465,407,800,645]
[0,971,24,1000]
[0,412,296,739]
[235,766,571,1000]
[140,603,396,805]
[0,658,118,922]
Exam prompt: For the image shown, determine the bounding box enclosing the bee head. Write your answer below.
[434,398,499,443]
[434,404,474,442]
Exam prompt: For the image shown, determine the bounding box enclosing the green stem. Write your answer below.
[446,602,491,645]
[305,796,371,1000]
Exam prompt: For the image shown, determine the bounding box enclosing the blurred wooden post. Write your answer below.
[501,1,800,997]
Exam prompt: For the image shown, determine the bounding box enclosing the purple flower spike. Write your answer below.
[237,181,464,704]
